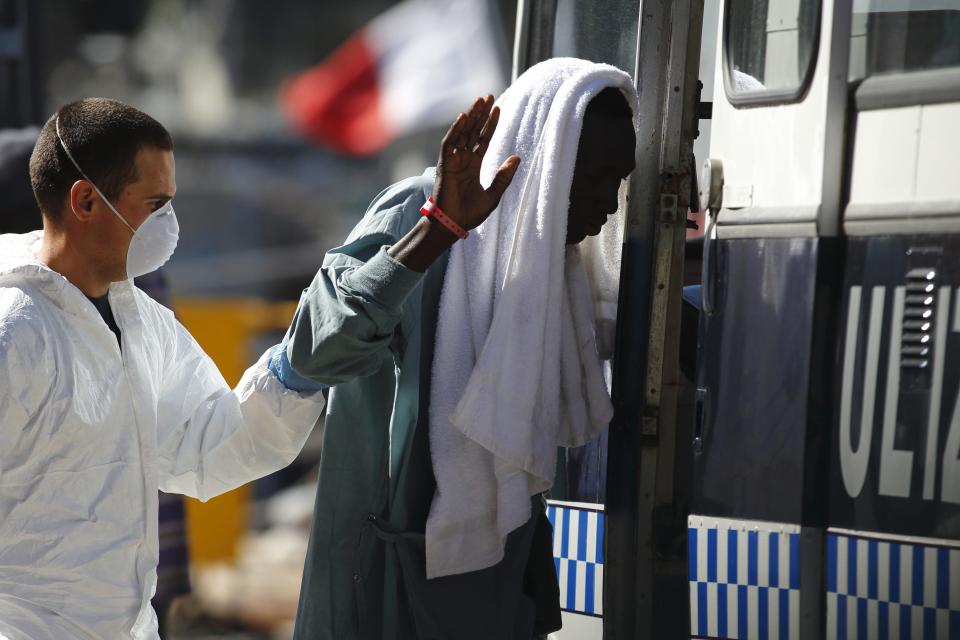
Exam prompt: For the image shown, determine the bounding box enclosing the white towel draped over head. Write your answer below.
[425,58,639,578]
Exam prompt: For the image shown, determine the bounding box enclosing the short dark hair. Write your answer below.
[29,98,173,222]
[586,87,634,120]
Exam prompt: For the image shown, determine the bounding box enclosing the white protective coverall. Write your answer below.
[0,231,326,640]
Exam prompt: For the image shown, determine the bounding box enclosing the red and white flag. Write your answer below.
[280,0,505,155]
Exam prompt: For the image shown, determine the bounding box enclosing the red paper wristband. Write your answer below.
[421,198,469,240]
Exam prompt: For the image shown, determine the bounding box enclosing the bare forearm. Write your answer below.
[387,216,458,272]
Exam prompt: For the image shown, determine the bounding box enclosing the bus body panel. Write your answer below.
[693,236,818,523]
[547,500,604,639]
[690,236,829,640]
[824,528,960,639]
[832,235,960,541]
[827,233,960,639]
[688,515,820,640]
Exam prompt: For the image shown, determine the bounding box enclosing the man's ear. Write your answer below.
[68,180,97,223]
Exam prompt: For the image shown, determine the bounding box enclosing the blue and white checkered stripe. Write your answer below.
[688,515,802,639]
[826,529,960,640]
[546,501,603,617]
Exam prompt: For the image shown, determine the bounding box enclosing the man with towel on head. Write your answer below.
[287,58,638,639]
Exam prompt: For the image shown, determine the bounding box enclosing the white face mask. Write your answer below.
[56,116,180,280]
[105,198,179,280]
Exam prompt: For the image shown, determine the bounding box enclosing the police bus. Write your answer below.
[514,0,960,637]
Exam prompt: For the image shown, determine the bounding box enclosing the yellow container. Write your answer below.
[173,298,298,565]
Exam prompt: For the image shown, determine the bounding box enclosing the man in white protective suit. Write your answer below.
[0,97,333,640]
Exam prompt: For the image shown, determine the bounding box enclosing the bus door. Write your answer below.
[513,4,642,636]
[513,0,708,637]
[828,3,960,638]
[691,0,851,638]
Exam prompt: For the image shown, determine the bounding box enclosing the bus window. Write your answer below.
[850,1,960,81]
[550,0,640,71]
[724,0,820,103]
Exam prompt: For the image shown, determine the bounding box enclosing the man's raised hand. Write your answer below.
[386,95,519,272]
[432,95,521,232]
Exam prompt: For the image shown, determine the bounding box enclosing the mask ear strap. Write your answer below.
[55,114,136,233]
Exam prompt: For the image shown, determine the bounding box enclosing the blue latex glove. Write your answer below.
[268,339,328,393]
